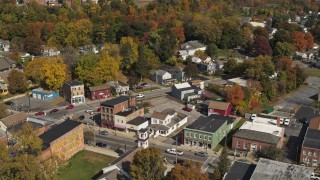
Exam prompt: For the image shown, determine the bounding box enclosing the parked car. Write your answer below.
[97,107,101,112]
[4,101,14,106]
[96,142,107,148]
[78,115,85,120]
[311,173,320,180]
[299,118,307,124]
[85,108,94,113]
[166,148,183,155]
[173,159,185,165]
[50,109,59,113]
[66,105,75,109]
[182,106,192,112]
[99,130,108,135]
[35,111,45,116]
[284,119,291,126]
[141,83,150,87]
[195,151,208,157]
[136,94,145,98]
[136,86,143,89]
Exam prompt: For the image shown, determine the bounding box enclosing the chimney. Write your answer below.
[277,117,280,127]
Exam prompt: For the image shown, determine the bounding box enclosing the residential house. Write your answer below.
[202,100,232,116]
[62,81,85,104]
[137,128,149,149]
[42,46,60,57]
[224,161,256,180]
[250,158,314,180]
[31,88,59,102]
[171,82,202,101]
[79,44,99,54]
[107,81,129,96]
[179,40,207,60]
[183,115,228,150]
[114,107,144,131]
[232,121,285,152]
[249,21,266,28]
[227,77,248,87]
[87,84,111,101]
[215,60,225,71]
[295,51,314,60]
[100,96,136,128]
[0,55,16,72]
[40,120,84,160]
[150,70,173,85]
[20,52,32,63]
[0,77,8,95]
[149,109,188,138]
[196,62,216,74]
[126,117,149,133]
[0,112,27,132]
[0,40,10,52]
[189,79,204,90]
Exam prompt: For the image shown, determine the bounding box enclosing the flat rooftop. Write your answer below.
[224,161,256,180]
[250,158,314,180]
[303,128,320,149]
[240,121,283,137]
[186,115,227,133]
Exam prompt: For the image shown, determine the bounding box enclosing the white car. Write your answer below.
[284,119,291,126]
[166,148,183,155]
[85,109,94,113]
[136,94,145,98]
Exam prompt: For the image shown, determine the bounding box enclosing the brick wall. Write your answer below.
[232,137,279,152]
[300,146,320,166]
[309,117,320,130]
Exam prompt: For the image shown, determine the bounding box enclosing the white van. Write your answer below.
[250,114,257,120]
[279,118,284,125]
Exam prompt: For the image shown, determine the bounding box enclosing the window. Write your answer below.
[303,151,306,155]
[190,133,193,137]
[308,152,312,156]
[236,141,240,148]
[186,133,189,137]
[160,121,163,125]
[110,116,113,121]
[204,135,207,140]
[121,120,123,123]
[314,152,317,157]
[243,143,247,149]
[199,134,202,139]
[208,136,211,141]
[194,133,197,138]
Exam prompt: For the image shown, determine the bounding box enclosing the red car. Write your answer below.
[97,107,101,112]
[35,111,45,116]
[182,106,192,112]
[66,105,75,109]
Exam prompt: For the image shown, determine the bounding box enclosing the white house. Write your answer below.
[249,21,266,28]
[148,109,188,138]
[0,40,10,52]
[179,40,207,60]
[137,128,149,149]
[150,69,173,85]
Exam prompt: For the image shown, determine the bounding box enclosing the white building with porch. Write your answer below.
[148,109,188,138]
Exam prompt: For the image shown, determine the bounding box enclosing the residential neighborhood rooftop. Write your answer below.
[186,115,226,133]
[206,100,230,111]
[224,161,256,180]
[173,82,191,89]
[7,121,43,133]
[39,120,82,144]
[303,128,320,149]
[100,96,131,107]
[1,112,27,128]
[250,158,314,180]
[240,121,283,137]
[88,84,110,91]
[116,107,139,117]
[127,117,147,126]
[227,77,247,87]
[65,80,83,86]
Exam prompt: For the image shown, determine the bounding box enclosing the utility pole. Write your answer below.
[175,136,178,164]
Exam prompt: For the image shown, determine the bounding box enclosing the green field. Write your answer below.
[58,151,116,180]
[304,68,320,78]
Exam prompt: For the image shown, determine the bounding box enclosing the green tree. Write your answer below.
[74,53,99,86]
[259,145,284,161]
[205,43,218,57]
[184,59,199,78]
[130,147,166,180]
[135,45,160,78]
[273,42,294,57]
[7,69,28,94]
[40,57,66,91]
[219,25,242,49]
[218,146,230,176]
[241,27,253,52]
[120,37,139,71]
[167,161,208,180]
[224,58,238,74]
[213,168,221,180]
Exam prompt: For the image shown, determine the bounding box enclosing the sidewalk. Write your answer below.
[84,145,119,158]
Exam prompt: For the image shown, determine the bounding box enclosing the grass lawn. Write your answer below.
[134,87,160,93]
[303,68,320,78]
[58,150,116,180]
[215,49,245,59]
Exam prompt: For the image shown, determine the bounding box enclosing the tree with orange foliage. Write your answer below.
[291,31,307,51]
[305,32,315,49]
[167,160,208,180]
[226,84,244,107]
[278,57,292,71]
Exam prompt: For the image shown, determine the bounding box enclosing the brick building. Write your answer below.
[232,121,284,152]
[40,120,84,161]
[87,84,111,101]
[202,100,231,116]
[100,96,136,128]
[63,81,85,104]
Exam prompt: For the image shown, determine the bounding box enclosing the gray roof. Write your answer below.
[65,80,83,86]
[224,161,256,180]
[303,128,320,149]
[127,117,147,126]
[0,56,15,71]
[100,96,130,107]
[183,40,206,49]
[233,129,280,145]
[186,115,227,133]
[250,158,314,180]
[156,69,169,76]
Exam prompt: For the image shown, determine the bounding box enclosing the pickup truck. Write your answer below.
[166,148,183,155]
